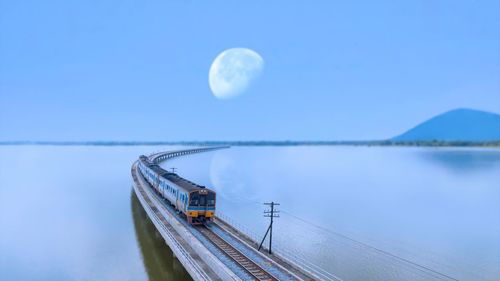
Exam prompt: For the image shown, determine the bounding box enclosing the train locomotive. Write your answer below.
[138,155,216,225]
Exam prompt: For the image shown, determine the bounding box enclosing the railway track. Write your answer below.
[197,225,278,281]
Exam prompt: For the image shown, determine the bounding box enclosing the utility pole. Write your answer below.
[258,202,280,254]
[170,167,177,173]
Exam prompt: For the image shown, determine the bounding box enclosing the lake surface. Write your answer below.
[0,145,499,281]
[0,145,191,281]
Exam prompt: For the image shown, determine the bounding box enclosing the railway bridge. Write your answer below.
[131,147,330,281]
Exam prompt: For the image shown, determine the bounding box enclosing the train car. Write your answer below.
[138,155,216,225]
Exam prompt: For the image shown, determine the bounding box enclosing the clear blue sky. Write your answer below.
[1,1,499,141]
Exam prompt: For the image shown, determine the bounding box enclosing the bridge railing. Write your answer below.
[139,148,343,281]
[148,146,230,164]
[215,211,343,281]
[215,211,263,243]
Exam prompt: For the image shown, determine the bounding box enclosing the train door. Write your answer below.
[199,189,209,222]
[175,190,180,210]
[199,194,206,206]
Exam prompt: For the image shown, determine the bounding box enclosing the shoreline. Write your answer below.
[1,140,499,148]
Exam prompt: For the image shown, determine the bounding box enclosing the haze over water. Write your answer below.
[168,146,500,281]
[0,145,499,281]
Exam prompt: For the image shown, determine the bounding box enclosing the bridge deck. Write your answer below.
[132,162,239,280]
[132,147,320,281]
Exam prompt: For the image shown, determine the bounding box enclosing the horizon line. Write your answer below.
[1,140,499,146]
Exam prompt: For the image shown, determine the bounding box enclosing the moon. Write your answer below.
[209,48,264,99]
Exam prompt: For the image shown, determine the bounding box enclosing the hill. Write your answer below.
[393,108,500,142]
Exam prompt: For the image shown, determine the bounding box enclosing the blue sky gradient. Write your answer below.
[1,1,499,141]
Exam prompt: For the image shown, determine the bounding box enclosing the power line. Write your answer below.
[279,209,458,281]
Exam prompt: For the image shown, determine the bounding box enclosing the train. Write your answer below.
[138,155,216,225]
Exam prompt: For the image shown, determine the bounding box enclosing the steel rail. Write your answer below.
[197,226,278,281]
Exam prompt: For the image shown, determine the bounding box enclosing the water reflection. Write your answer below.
[167,146,500,281]
[417,149,500,173]
[131,191,192,281]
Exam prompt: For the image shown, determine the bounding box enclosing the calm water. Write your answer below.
[167,146,500,281]
[0,145,499,281]
[0,145,191,281]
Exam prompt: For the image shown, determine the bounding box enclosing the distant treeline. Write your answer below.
[1,140,499,147]
[373,140,500,147]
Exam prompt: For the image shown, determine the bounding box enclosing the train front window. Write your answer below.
[189,192,199,206]
[208,192,215,206]
[189,191,214,207]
